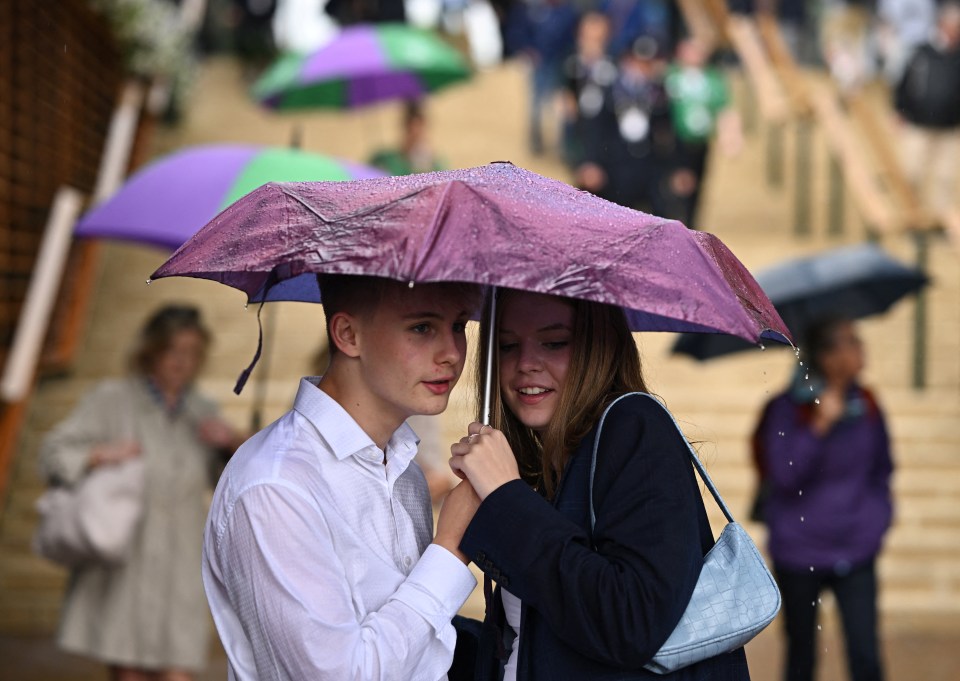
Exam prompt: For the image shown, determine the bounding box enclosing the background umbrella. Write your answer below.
[149,162,792,417]
[75,144,385,249]
[75,143,385,427]
[252,22,471,110]
[672,242,930,361]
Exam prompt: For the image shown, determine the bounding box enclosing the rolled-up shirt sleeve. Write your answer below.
[207,481,476,681]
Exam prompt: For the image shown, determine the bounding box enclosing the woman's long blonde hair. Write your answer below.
[475,290,649,499]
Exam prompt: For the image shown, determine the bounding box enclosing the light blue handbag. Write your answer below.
[590,393,781,675]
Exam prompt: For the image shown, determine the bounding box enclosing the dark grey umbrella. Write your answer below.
[672,243,930,360]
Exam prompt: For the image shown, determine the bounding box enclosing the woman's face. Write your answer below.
[151,328,207,394]
[817,321,864,384]
[497,293,575,432]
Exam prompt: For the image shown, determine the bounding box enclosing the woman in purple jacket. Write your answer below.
[757,316,894,681]
[448,290,750,680]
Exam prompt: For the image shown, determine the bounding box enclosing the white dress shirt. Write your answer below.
[202,377,477,681]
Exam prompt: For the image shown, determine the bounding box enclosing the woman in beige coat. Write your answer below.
[40,305,243,681]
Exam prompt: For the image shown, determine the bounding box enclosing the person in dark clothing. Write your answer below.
[504,0,580,155]
[579,36,675,215]
[755,317,894,681]
[448,290,751,680]
[894,1,960,215]
[324,0,405,24]
[662,36,742,229]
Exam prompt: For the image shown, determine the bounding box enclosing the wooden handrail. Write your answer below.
[844,93,930,229]
[724,15,791,123]
[806,81,900,233]
[755,13,812,117]
[0,186,84,402]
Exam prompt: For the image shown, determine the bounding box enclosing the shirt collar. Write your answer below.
[293,377,420,469]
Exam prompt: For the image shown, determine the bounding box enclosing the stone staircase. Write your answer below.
[1,57,958,635]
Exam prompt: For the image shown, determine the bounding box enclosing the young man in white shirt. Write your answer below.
[202,274,482,681]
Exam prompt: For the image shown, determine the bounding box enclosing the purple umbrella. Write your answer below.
[74,144,385,249]
[252,23,471,110]
[150,162,791,410]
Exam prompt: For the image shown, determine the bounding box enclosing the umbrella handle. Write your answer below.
[481,287,498,425]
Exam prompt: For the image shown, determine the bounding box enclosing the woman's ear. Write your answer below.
[328,312,362,358]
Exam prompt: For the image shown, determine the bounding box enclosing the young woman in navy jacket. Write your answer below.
[450,290,751,680]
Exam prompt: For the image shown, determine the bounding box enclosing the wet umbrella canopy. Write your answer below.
[150,162,791,403]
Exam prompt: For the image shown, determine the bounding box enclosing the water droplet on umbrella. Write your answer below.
[814,398,820,405]
[145,279,151,285]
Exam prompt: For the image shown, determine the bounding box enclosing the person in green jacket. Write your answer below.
[663,37,742,229]
[369,100,446,176]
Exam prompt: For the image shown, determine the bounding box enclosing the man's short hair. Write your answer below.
[316,274,480,354]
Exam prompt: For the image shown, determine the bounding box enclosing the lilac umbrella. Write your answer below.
[150,162,791,411]
[74,145,385,249]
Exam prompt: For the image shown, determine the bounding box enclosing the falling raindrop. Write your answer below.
[805,372,810,380]
[759,344,766,351]
[817,625,822,631]
[789,460,794,466]
[811,601,816,607]
[408,281,415,288]
[778,431,785,437]
[799,360,803,366]
[800,516,805,522]
[810,566,815,572]
[814,398,821,405]
[799,490,803,496]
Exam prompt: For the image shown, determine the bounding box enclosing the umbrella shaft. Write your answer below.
[481,287,498,425]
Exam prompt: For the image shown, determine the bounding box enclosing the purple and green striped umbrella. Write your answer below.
[74,144,385,250]
[252,23,471,110]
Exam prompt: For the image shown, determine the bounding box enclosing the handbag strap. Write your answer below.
[588,392,735,533]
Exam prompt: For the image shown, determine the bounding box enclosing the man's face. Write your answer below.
[353,284,474,424]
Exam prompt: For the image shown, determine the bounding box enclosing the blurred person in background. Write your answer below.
[369,100,447,176]
[39,304,244,681]
[876,0,937,84]
[894,1,960,217]
[562,11,617,192]
[663,36,742,229]
[754,316,894,681]
[503,0,580,155]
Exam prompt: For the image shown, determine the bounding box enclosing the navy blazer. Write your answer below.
[460,394,750,680]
